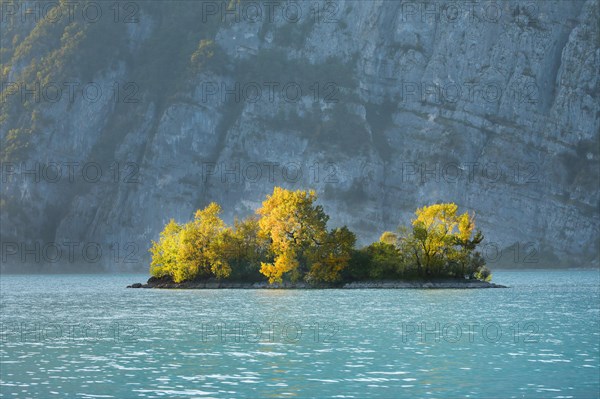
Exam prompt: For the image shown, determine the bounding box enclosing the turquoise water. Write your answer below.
[1,270,599,398]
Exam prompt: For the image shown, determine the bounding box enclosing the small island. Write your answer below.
[129,187,506,289]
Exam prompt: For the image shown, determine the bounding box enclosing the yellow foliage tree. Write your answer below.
[379,231,398,245]
[409,203,477,276]
[150,203,232,283]
[177,203,232,282]
[256,187,329,283]
[149,219,182,278]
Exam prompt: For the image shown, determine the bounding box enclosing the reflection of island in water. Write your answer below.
[135,187,498,289]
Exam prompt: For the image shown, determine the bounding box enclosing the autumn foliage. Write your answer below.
[150,187,491,284]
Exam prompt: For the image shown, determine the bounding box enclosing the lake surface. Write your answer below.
[1,270,599,398]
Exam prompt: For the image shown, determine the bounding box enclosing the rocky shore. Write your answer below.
[127,276,507,289]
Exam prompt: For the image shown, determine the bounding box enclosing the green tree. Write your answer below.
[226,216,270,281]
[365,241,403,279]
[450,230,484,278]
[306,226,356,283]
[344,248,373,281]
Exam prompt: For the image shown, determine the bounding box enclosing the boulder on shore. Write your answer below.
[126,283,143,288]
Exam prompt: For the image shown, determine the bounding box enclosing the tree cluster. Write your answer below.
[150,188,491,284]
[345,204,491,282]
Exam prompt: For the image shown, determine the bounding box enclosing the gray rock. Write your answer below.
[127,283,143,288]
[2,0,598,272]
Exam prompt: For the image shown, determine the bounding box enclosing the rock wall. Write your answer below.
[1,0,598,271]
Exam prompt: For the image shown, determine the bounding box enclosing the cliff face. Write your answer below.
[1,0,598,271]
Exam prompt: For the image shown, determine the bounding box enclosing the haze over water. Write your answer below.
[1,269,599,398]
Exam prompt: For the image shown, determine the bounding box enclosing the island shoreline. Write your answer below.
[127,277,507,289]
